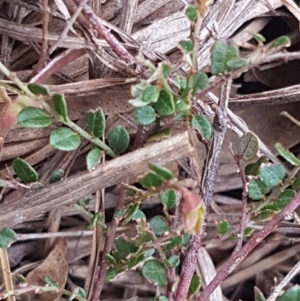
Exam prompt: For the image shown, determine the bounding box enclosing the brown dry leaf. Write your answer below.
[23,238,68,301]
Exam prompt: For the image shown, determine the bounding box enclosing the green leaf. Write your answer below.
[167,255,180,268]
[292,177,300,190]
[244,227,254,237]
[254,209,276,222]
[160,189,177,209]
[149,216,169,237]
[146,128,172,143]
[13,157,38,184]
[86,108,106,138]
[179,39,194,53]
[134,106,156,125]
[107,126,129,155]
[17,107,51,128]
[140,171,164,189]
[269,36,290,49]
[259,164,285,188]
[124,203,140,223]
[254,287,266,301]
[50,127,81,151]
[162,63,171,79]
[142,259,167,286]
[45,276,58,287]
[131,81,147,98]
[142,85,160,104]
[226,58,248,69]
[132,209,146,220]
[106,254,117,265]
[185,5,198,21]
[217,220,230,235]
[175,91,191,112]
[245,156,269,176]
[210,39,239,75]
[238,132,258,161]
[278,285,300,301]
[106,268,118,281]
[187,275,201,298]
[159,296,168,301]
[275,143,300,166]
[191,71,209,95]
[166,235,183,251]
[86,148,102,171]
[49,169,63,184]
[27,83,50,96]
[0,228,17,248]
[154,89,175,117]
[253,34,266,43]
[149,164,174,180]
[191,115,212,139]
[70,287,86,301]
[115,238,139,259]
[248,179,268,200]
[177,76,187,91]
[52,94,68,122]
[127,254,145,269]
[273,189,296,209]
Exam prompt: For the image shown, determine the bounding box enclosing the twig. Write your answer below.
[201,79,231,206]
[174,80,231,301]
[48,0,88,55]
[71,0,136,66]
[0,248,16,301]
[197,190,300,301]
[16,231,93,241]
[33,0,49,75]
[266,260,300,301]
[229,144,248,252]
[90,189,126,301]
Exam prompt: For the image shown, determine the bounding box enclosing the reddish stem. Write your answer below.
[197,190,300,301]
[71,0,136,66]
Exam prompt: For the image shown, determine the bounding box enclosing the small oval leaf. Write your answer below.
[52,94,68,122]
[278,285,300,301]
[139,171,164,189]
[238,132,258,161]
[0,228,17,248]
[50,127,81,151]
[107,126,129,155]
[191,115,212,139]
[27,83,50,96]
[188,275,201,298]
[149,216,169,237]
[179,39,194,53]
[159,189,177,209]
[275,143,300,166]
[191,71,208,95]
[17,107,51,128]
[86,108,106,138]
[259,164,285,188]
[149,164,174,180]
[13,157,39,183]
[154,89,175,117]
[134,106,156,126]
[185,5,198,21]
[142,259,167,286]
[217,220,230,235]
[248,179,268,200]
[86,148,102,171]
[273,189,296,209]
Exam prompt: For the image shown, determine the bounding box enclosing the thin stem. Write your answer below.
[48,0,88,55]
[266,260,300,301]
[197,190,300,301]
[90,189,126,301]
[192,14,203,70]
[0,248,16,301]
[0,62,34,98]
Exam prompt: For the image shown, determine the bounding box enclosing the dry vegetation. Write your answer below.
[1,1,300,301]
